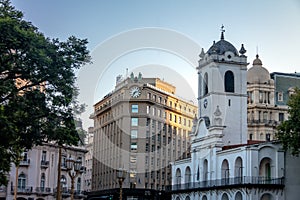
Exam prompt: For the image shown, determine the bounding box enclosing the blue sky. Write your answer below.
[10,0,300,128]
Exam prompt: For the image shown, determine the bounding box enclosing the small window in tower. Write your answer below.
[224,71,234,92]
[203,72,208,96]
[228,99,231,107]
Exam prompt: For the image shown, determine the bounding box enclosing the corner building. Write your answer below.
[90,74,197,199]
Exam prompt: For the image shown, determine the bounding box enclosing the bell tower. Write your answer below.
[197,27,248,145]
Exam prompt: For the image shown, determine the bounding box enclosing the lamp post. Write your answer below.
[66,157,83,200]
[117,168,127,200]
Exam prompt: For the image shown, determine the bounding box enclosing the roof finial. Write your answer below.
[220,24,225,40]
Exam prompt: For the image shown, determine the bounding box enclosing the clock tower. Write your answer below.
[196,28,248,145]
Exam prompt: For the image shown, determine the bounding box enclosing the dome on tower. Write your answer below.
[247,55,270,84]
[206,31,239,56]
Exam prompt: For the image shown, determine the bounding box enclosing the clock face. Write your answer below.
[130,86,141,98]
[203,99,208,109]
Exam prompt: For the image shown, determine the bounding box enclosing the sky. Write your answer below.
[10,0,300,129]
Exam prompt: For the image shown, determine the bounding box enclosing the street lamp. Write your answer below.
[66,157,83,200]
[117,168,127,200]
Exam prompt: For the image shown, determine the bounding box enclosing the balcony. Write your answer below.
[11,186,33,194]
[19,159,30,167]
[35,187,51,195]
[40,160,49,168]
[169,176,284,193]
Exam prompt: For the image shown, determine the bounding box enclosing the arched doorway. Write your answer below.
[175,168,181,189]
[234,157,243,183]
[221,159,229,185]
[185,167,191,186]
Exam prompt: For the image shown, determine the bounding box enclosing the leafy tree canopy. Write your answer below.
[277,87,300,155]
[0,0,90,185]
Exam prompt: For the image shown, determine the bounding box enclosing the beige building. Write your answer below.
[246,55,294,142]
[90,73,197,199]
[6,143,87,200]
[84,127,94,193]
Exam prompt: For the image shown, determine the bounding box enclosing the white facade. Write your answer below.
[171,31,296,200]
[5,144,87,200]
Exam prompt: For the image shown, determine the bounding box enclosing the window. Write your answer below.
[131,143,137,150]
[40,173,45,190]
[131,130,138,139]
[278,92,283,101]
[259,91,263,103]
[62,155,67,168]
[203,72,208,95]
[266,133,271,141]
[169,101,172,107]
[224,71,234,92]
[169,113,172,121]
[77,177,81,192]
[158,109,161,117]
[131,105,138,113]
[152,107,156,115]
[18,173,26,190]
[131,118,138,126]
[152,95,156,101]
[147,93,151,99]
[41,151,46,162]
[146,106,150,114]
[130,155,137,164]
[279,113,284,122]
[249,133,253,140]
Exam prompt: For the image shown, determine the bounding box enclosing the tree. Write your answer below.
[0,0,90,185]
[277,87,300,155]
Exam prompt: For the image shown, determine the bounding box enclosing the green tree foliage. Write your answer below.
[0,0,90,185]
[277,88,300,155]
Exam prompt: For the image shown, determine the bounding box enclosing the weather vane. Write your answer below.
[221,24,225,33]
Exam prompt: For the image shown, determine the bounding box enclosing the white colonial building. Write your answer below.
[171,30,300,200]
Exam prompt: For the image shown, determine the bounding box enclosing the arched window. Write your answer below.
[77,177,81,192]
[18,173,26,191]
[202,195,208,200]
[203,159,208,182]
[203,72,208,95]
[221,193,229,200]
[176,168,181,186]
[224,71,234,92]
[235,191,243,200]
[185,196,191,200]
[40,173,45,191]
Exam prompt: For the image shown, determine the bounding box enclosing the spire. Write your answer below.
[220,24,225,40]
